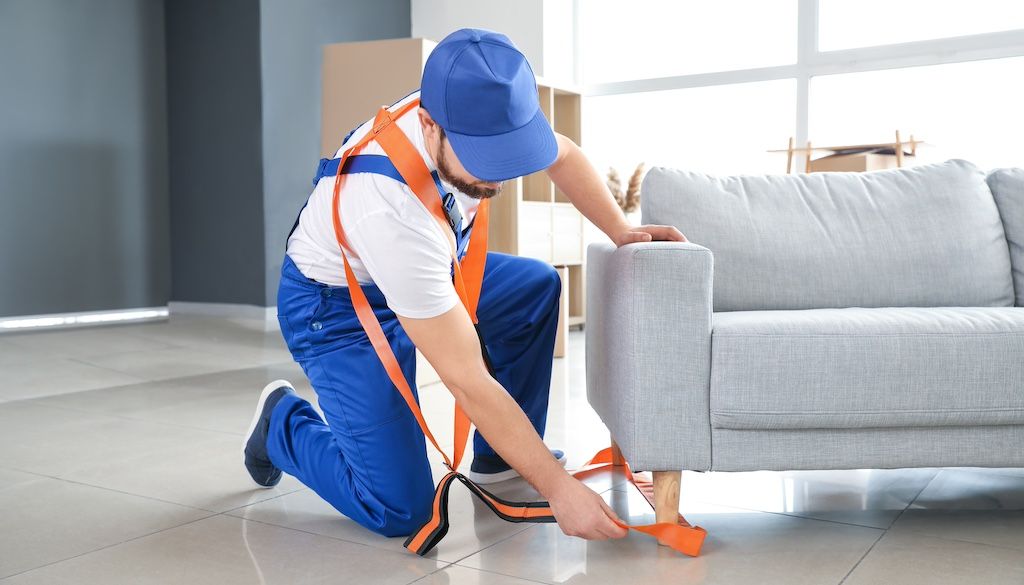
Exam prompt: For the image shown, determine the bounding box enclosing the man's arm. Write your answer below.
[397,305,627,541]
[546,133,687,245]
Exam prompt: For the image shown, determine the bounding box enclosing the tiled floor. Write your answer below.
[1,316,1023,584]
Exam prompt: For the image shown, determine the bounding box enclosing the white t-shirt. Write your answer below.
[286,91,480,319]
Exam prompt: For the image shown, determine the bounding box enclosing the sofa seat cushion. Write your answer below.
[710,307,1024,430]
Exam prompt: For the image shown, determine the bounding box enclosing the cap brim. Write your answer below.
[444,109,558,183]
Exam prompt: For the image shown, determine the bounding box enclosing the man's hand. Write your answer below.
[545,134,688,249]
[613,225,688,247]
[547,475,629,540]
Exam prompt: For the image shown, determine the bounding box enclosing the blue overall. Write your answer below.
[266,154,561,537]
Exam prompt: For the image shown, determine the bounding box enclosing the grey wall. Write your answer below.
[0,0,169,318]
[0,0,412,316]
[166,0,410,308]
[166,0,267,306]
[259,0,411,305]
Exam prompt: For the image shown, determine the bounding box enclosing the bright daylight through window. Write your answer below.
[580,0,1024,176]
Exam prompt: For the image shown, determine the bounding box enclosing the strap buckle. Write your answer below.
[441,192,463,234]
[312,158,331,187]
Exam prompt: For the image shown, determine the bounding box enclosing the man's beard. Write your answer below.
[436,142,504,200]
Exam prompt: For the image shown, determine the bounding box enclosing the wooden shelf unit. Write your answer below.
[486,82,585,358]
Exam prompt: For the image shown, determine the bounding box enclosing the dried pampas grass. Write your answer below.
[624,163,644,213]
[606,163,646,213]
[606,167,625,209]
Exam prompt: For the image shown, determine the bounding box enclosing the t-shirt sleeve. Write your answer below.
[343,183,461,319]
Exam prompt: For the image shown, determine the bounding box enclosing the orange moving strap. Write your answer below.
[330,101,706,557]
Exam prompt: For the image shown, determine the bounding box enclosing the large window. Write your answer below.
[584,80,796,177]
[581,0,797,83]
[819,0,1024,51]
[580,0,1024,175]
[810,57,1024,170]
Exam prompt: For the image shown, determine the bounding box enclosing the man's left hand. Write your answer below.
[613,225,688,247]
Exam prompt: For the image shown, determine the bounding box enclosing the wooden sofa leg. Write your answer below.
[609,438,681,545]
[653,470,682,545]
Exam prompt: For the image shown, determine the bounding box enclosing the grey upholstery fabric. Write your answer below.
[587,161,1024,475]
[710,307,1024,430]
[988,168,1024,307]
[642,159,1015,312]
[711,426,1024,471]
[586,242,713,471]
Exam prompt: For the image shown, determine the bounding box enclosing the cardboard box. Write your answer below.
[809,152,914,173]
[321,38,436,157]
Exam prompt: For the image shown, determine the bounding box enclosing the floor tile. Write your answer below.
[890,509,1024,553]
[0,338,44,367]
[229,458,625,564]
[0,354,145,401]
[842,530,1024,585]
[57,430,305,513]
[1,514,445,585]
[10,319,1024,583]
[413,565,542,584]
[0,468,211,579]
[3,325,177,360]
[972,467,1024,478]
[74,346,270,382]
[228,475,528,562]
[0,401,302,512]
[888,468,1024,550]
[123,317,293,365]
[670,467,937,529]
[34,363,316,435]
[457,485,882,585]
[909,468,1024,510]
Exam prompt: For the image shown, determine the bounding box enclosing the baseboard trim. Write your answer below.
[168,301,277,330]
[0,307,170,333]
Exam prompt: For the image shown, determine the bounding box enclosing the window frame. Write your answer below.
[578,0,1024,168]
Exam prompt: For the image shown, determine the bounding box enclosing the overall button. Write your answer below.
[311,321,323,331]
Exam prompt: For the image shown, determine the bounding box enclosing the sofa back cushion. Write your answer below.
[643,159,1015,311]
[987,168,1024,307]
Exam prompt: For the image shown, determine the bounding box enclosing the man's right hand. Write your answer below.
[547,475,629,540]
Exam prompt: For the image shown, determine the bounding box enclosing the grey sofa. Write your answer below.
[586,159,1024,522]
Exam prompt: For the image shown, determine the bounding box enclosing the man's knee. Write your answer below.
[524,258,561,303]
[370,487,434,537]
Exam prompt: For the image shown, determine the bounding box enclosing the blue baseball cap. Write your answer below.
[421,29,558,183]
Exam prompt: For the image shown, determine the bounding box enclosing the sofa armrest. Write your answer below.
[585,241,714,471]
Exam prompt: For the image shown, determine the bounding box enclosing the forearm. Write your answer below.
[397,308,570,499]
[449,372,569,497]
[546,134,631,240]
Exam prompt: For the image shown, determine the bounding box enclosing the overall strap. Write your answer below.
[309,156,471,258]
[291,154,471,256]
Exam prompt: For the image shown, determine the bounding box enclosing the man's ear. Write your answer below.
[418,108,439,143]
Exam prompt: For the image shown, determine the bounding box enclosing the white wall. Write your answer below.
[542,0,575,82]
[411,0,576,83]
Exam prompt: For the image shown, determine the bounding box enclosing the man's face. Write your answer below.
[435,131,505,200]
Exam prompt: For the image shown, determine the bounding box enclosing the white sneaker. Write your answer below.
[467,449,567,485]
